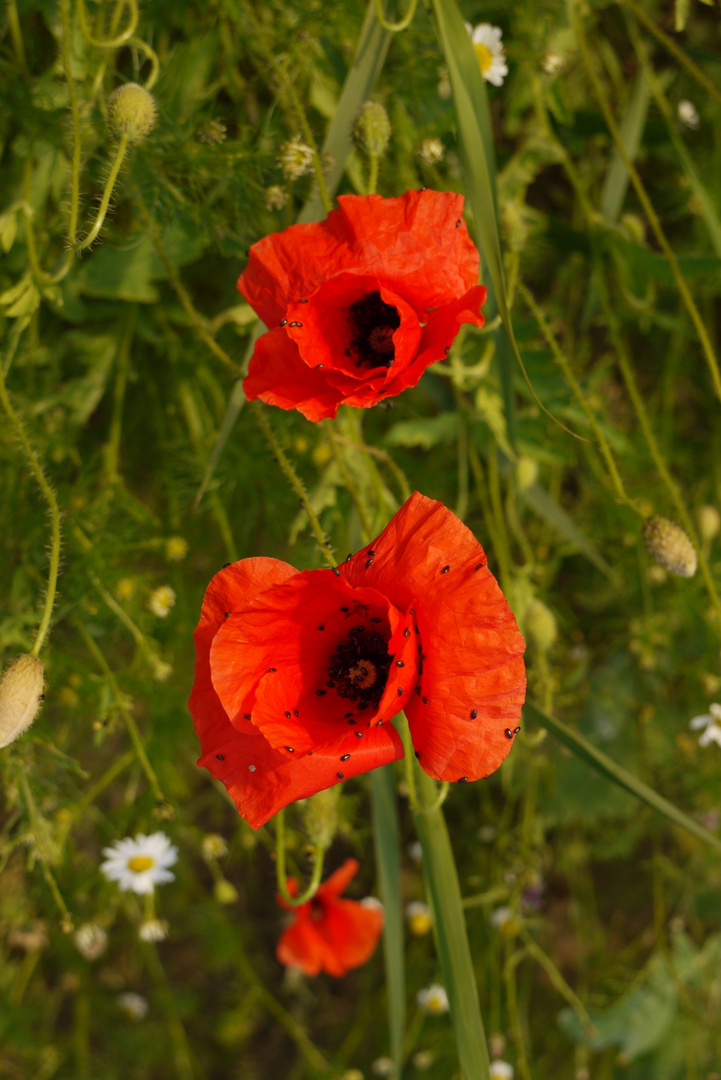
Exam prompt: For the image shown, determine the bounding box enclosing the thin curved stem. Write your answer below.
[275,807,326,906]
[77,0,138,48]
[0,364,62,659]
[60,0,81,250]
[130,35,160,90]
[374,0,418,33]
[74,135,129,251]
[18,771,74,930]
[6,0,27,72]
[367,151,379,195]
[324,419,374,541]
[574,3,721,403]
[253,403,336,567]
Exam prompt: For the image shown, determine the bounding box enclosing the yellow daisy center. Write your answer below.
[128,855,155,873]
[474,42,493,75]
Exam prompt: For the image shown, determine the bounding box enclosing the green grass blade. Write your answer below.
[600,72,651,222]
[413,768,490,1080]
[299,0,392,225]
[370,766,405,1076]
[525,700,721,856]
[194,0,391,508]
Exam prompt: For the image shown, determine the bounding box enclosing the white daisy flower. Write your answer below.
[418,137,445,166]
[100,832,178,895]
[689,703,721,747]
[405,900,432,936]
[371,1058,395,1077]
[201,833,228,861]
[74,922,108,960]
[360,896,384,913]
[148,585,176,618]
[278,136,314,181]
[541,52,564,76]
[491,905,513,929]
[490,1062,514,1080]
[678,99,700,129]
[117,992,148,1021]
[468,24,508,87]
[407,840,423,863]
[417,983,449,1015]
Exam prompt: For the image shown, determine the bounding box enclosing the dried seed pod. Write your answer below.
[0,654,45,749]
[643,516,697,578]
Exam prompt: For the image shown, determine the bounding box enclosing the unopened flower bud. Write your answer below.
[0,654,45,749]
[303,786,339,849]
[74,922,108,960]
[697,504,720,543]
[107,83,157,144]
[214,878,239,905]
[643,516,697,578]
[524,598,557,651]
[354,102,391,159]
[515,456,538,492]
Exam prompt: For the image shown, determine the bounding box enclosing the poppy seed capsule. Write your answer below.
[643,516,697,578]
[0,654,45,749]
[353,101,391,159]
[107,83,157,144]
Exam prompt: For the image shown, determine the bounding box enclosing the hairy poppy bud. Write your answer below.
[697,504,720,543]
[303,786,340,849]
[0,654,45,749]
[515,456,538,492]
[643,516,697,578]
[354,101,391,159]
[107,83,157,144]
[525,598,557,651]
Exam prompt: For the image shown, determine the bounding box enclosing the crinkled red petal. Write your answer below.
[341,492,526,783]
[237,189,479,328]
[243,327,346,422]
[318,856,360,897]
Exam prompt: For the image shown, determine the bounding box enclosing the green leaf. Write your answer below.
[600,72,651,223]
[525,700,721,856]
[386,412,458,450]
[0,273,40,318]
[369,767,405,1076]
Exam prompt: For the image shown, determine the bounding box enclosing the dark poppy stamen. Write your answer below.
[327,629,393,711]
[347,291,401,369]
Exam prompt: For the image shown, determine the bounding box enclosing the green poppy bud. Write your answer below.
[0,654,45,749]
[524,598,557,651]
[354,102,391,159]
[643,516,697,578]
[107,83,157,144]
[303,786,340,849]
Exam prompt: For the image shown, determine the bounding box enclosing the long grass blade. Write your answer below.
[521,482,621,585]
[525,700,721,856]
[369,766,405,1076]
[600,71,650,222]
[413,766,491,1080]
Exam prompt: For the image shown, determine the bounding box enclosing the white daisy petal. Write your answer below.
[100,831,178,894]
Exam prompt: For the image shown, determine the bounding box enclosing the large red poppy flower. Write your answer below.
[238,189,486,421]
[189,492,526,830]
[276,858,383,977]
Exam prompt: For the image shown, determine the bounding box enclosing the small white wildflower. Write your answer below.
[417,983,449,1015]
[342,1071,365,1080]
[139,919,169,943]
[165,537,188,561]
[418,137,445,166]
[360,896,384,913]
[148,585,176,618]
[541,52,564,76]
[491,906,513,930]
[405,900,432,936]
[117,992,148,1021]
[490,1061,514,1080]
[74,922,108,960]
[265,184,288,211]
[678,99,700,129]
[478,824,498,843]
[371,1057,395,1077]
[202,833,228,861]
[278,136,314,181]
[468,24,508,87]
[689,703,721,748]
[100,832,178,895]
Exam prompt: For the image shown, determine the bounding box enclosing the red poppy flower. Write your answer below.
[276,858,383,977]
[189,492,526,830]
[238,189,487,421]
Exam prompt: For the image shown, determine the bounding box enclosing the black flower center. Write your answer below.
[347,291,400,369]
[327,629,392,711]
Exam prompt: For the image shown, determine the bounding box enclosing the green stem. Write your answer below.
[74,135,129,252]
[77,0,138,48]
[71,749,135,818]
[60,0,82,251]
[253,403,336,567]
[104,310,135,484]
[274,807,326,906]
[574,2,721,403]
[374,0,418,32]
[76,624,167,806]
[0,365,62,658]
[324,419,374,541]
[6,0,27,72]
[18,770,74,929]
[504,946,533,1080]
[330,433,411,503]
[367,151,379,195]
[518,927,595,1036]
[142,942,196,1080]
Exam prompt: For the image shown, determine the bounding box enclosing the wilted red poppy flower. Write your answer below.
[189,492,526,829]
[238,189,486,421]
[276,858,383,977]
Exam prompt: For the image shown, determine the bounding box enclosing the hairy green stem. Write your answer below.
[74,135,129,251]
[77,0,138,48]
[274,807,326,906]
[0,365,62,658]
[60,0,82,252]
